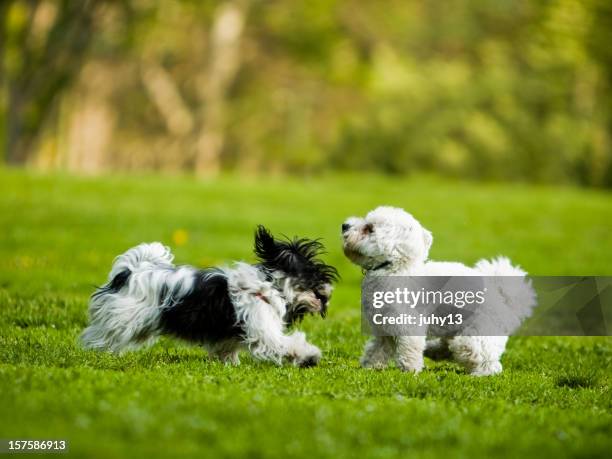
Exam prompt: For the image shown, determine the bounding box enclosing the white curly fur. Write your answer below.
[343,206,536,376]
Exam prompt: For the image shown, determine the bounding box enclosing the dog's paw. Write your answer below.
[360,357,388,370]
[294,346,322,368]
[220,352,241,366]
[296,353,321,368]
[397,364,423,374]
[470,361,502,376]
[209,348,241,366]
[396,357,424,374]
[285,333,321,368]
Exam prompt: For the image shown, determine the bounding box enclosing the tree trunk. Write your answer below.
[6,88,31,165]
[2,0,100,166]
[141,61,194,137]
[194,1,249,177]
[0,0,13,163]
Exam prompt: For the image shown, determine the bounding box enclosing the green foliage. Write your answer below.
[332,1,612,186]
[1,0,101,163]
[0,170,611,458]
[2,1,612,186]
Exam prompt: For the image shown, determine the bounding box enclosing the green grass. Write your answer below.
[0,169,611,459]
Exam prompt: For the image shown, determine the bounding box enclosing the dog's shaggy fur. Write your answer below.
[342,206,536,376]
[82,226,338,367]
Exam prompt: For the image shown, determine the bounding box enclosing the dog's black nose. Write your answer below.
[342,223,350,233]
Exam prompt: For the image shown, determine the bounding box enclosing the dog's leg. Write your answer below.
[395,336,426,373]
[239,296,321,367]
[360,336,394,369]
[448,336,506,376]
[284,331,322,367]
[207,340,241,365]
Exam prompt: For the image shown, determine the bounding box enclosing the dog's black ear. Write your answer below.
[254,225,279,265]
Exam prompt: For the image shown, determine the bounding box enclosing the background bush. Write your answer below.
[1,0,612,187]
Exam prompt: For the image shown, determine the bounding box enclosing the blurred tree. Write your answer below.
[194,0,250,177]
[1,0,611,187]
[1,0,103,164]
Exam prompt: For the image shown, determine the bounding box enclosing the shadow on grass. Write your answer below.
[555,373,600,389]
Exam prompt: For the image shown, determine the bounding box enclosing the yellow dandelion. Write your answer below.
[172,229,189,246]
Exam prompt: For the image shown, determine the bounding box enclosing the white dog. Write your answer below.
[342,206,536,376]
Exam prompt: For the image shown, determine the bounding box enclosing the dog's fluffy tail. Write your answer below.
[109,242,174,280]
[81,242,179,352]
[475,256,537,324]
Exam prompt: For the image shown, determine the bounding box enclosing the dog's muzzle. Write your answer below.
[294,292,324,316]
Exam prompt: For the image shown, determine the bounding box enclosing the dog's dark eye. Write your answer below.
[363,223,374,234]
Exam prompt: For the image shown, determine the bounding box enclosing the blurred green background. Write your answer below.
[1,0,612,186]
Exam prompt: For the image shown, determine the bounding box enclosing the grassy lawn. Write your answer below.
[0,169,610,458]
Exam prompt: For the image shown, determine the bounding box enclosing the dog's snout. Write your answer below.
[342,223,350,233]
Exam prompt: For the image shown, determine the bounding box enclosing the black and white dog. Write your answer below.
[81,226,338,367]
